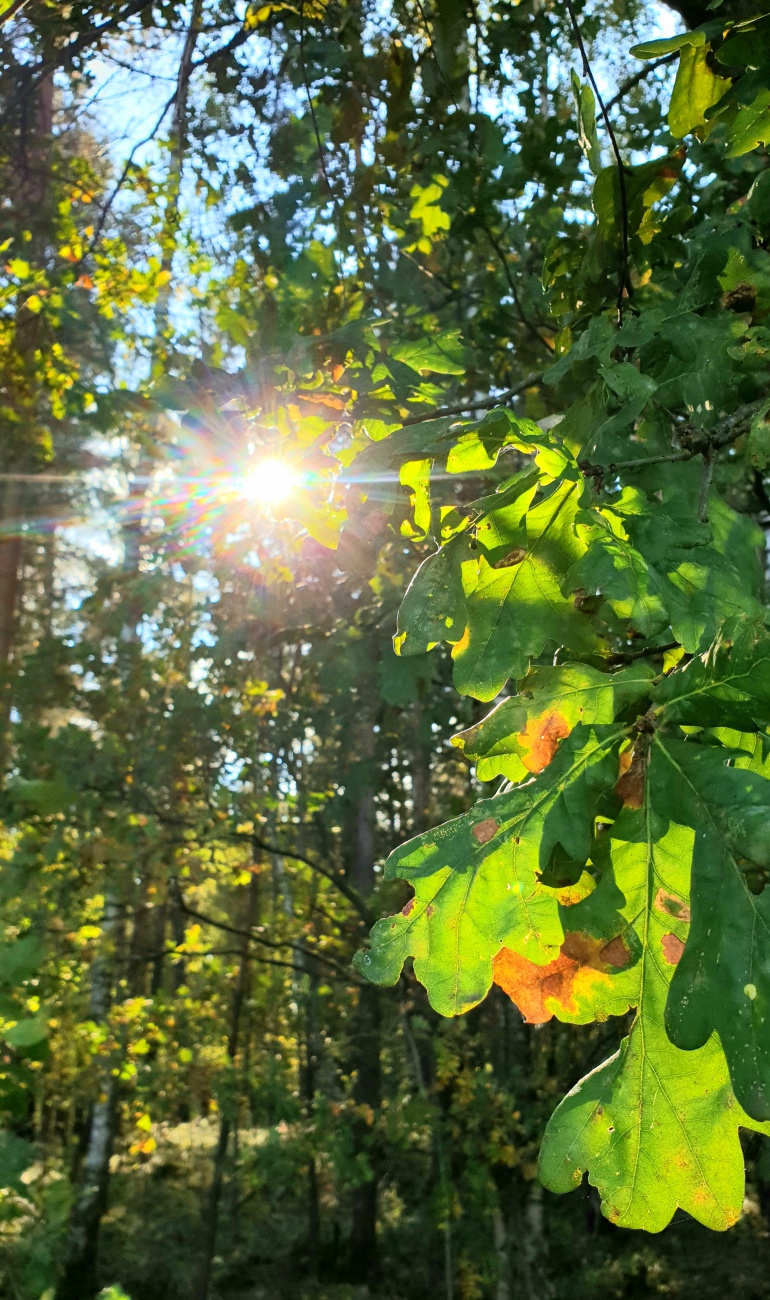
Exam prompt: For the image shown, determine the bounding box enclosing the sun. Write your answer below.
[240,458,299,508]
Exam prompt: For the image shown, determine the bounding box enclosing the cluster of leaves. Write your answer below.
[354,10,770,1232]
[7,0,770,1291]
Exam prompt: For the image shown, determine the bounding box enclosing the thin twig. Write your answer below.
[230,829,371,921]
[564,0,631,323]
[298,0,343,228]
[580,401,763,478]
[608,640,678,663]
[697,448,715,523]
[584,449,690,474]
[400,371,543,426]
[479,219,554,354]
[84,91,177,258]
[175,893,363,983]
[0,0,30,27]
[0,0,155,128]
[192,22,252,70]
[605,53,677,112]
[412,0,553,352]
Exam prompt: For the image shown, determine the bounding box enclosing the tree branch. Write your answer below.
[85,91,177,257]
[400,371,543,426]
[605,53,677,112]
[246,831,371,921]
[564,0,632,322]
[580,402,764,479]
[173,891,364,984]
[0,0,30,27]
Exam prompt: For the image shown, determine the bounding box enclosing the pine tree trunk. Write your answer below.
[301,958,322,1275]
[0,73,53,771]
[192,870,259,1300]
[345,704,381,1283]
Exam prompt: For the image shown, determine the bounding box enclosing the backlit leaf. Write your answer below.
[540,806,770,1230]
[354,726,624,1015]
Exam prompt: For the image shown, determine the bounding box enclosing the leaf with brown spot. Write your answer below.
[493,547,526,569]
[452,662,654,783]
[354,725,625,1016]
[553,871,596,908]
[656,735,770,1119]
[541,808,770,1233]
[494,929,631,1024]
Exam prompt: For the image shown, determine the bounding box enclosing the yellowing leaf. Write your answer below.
[668,43,729,139]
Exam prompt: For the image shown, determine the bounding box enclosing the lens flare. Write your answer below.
[241,458,299,507]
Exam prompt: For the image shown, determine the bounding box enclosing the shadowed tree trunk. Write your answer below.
[344,700,382,1284]
[55,897,123,1300]
[193,866,260,1300]
[0,71,53,769]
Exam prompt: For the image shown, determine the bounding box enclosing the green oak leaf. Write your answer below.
[580,485,764,653]
[653,736,770,1120]
[354,725,624,1016]
[724,87,770,158]
[661,549,764,651]
[390,329,467,375]
[452,477,596,701]
[709,727,770,777]
[570,502,670,638]
[653,618,770,729]
[746,400,770,469]
[395,533,474,655]
[540,804,770,1231]
[668,42,729,139]
[452,662,654,783]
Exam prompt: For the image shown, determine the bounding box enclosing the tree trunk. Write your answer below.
[344,705,381,1283]
[300,958,322,1275]
[410,698,432,835]
[192,869,259,1300]
[348,982,381,1280]
[151,0,203,378]
[55,897,123,1300]
[0,74,53,770]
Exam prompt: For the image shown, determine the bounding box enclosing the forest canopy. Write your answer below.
[2,0,770,1297]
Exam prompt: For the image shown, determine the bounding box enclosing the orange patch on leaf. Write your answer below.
[493,930,630,1023]
[517,710,571,774]
[615,744,646,808]
[451,624,471,657]
[472,817,500,845]
[298,392,347,411]
[654,888,690,923]
[661,933,685,965]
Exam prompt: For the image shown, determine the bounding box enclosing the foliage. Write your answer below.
[354,7,770,1234]
[0,0,770,1296]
